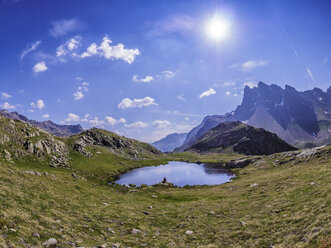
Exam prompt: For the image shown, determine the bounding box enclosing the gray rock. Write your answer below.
[131,228,141,234]
[42,238,57,247]
[185,230,193,235]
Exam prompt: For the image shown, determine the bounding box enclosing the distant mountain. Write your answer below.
[186,121,297,155]
[151,133,187,152]
[175,82,331,151]
[0,110,84,137]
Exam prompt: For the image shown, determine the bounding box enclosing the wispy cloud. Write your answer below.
[125,121,149,128]
[177,93,186,101]
[306,67,316,82]
[118,96,157,109]
[20,41,41,60]
[1,92,12,100]
[132,75,154,83]
[42,114,50,118]
[33,61,47,73]
[153,120,171,128]
[228,60,268,72]
[199,88,216,99]
[149,15,195,36]
[49,19,84,38]
[64,113,80,122]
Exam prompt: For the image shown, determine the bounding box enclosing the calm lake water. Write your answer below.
[115,161,235,187]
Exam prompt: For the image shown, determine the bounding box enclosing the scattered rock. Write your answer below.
[151,195,158,198]
[310,182,316,185]
[240,221,247,227]
[250,183,259,187]
[9,228,17,232]
[103,202,110,206]
[143,211,149,215]
[148,206,153,209]
[185,230,193,235]
[226,158,259,168]
[8,169,14,174]
[107,227,115,234]
[23,170,41,176]
[32,233,40,238]
[131,228,141,234]
[72,173,77,178]
[42,238,57,247]
[112,244,120,248]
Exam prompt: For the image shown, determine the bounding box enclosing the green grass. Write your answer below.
[0,147,330,247]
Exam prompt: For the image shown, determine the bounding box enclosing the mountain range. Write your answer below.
[172,82,331,152]
[151,133,187,152]
[0,109,84,137]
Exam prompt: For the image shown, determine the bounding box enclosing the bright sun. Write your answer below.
[205,16,230,41]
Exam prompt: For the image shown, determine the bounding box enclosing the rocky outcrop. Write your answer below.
[0,115,69,167]
[72,128,162,158]
[186,121,297,155]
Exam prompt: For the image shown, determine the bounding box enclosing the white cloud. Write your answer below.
[118,96,157,109]
[228,60,268,72]
[105,116,126,126]
[30,99,45,109]
[233,93,238,96]
[177,93,186,101]
[73,81,89,100]
[20,41,41,60]
[132,75,154,83]
[226,91,231,95]
[80,36,140,64]
[42,114,50,118]
[185,117,190,121]
[64,113,80,122]
[56,36,81,57]
[243,81,258,88]
[1,92,12,100]
[199,88,216,99]
[125,121,149,128]
[50,19,84,38]
[1,102,16,110]
[33,61,48,73]
[153,120,171,128]
[73,91,84,100]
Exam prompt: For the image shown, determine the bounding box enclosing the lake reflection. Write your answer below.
[115,161,235,187]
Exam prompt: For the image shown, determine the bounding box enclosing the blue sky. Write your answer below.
[0,0,330,142]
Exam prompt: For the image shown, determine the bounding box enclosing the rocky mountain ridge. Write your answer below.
[0,109,84,137]
[186,121,297,155]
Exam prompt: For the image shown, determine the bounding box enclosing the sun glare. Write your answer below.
[205,16,231,41]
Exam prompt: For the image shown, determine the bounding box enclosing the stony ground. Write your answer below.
[0,146,330,247]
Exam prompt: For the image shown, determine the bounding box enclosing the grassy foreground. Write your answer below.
[0,146,330,247]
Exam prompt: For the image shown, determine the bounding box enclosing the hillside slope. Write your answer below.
[187,121,297,155]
